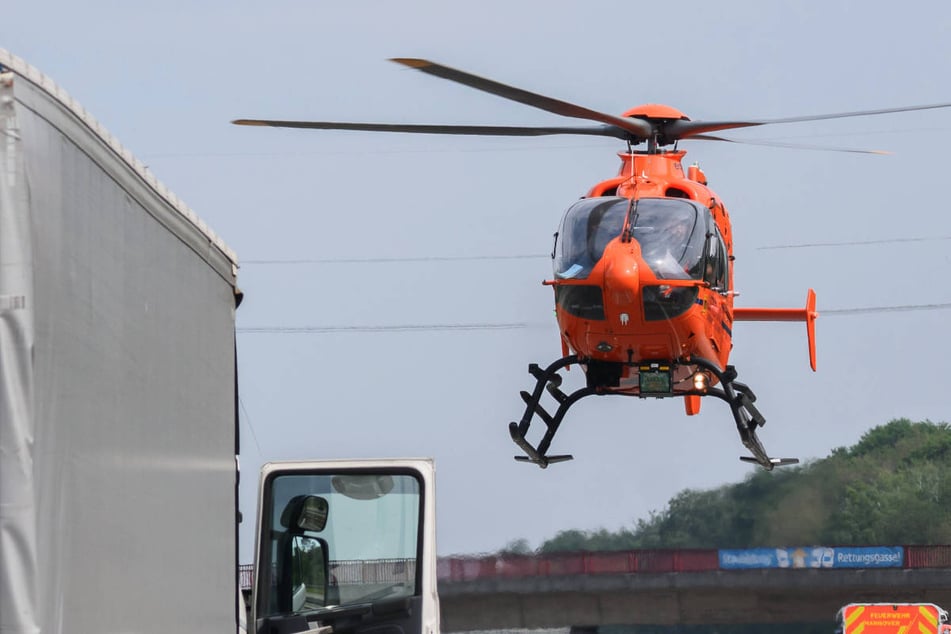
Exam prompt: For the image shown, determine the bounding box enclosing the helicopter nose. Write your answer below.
[602,250,639,311]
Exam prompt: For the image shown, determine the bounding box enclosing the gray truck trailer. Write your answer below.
[0,49,241,631]
[0,49,438,634]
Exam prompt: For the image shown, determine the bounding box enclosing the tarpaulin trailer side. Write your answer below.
[0,49,240,633]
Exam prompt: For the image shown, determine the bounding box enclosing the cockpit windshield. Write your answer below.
[553,196,708,281]
[631,198,705,280]
[553,197,629,280]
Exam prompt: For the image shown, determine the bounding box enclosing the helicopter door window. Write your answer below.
[631,198,705,281]
[704,228,729,291]
[716,235,728,288]
[553,197,628,280]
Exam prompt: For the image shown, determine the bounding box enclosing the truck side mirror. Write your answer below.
[280,495,329,532]
[287,535,329,612]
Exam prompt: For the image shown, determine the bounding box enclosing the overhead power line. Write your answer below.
[238,302,951,335]
[242,254,548,265]
[241,234,951,265]
[758,235,951,250]
[822,302,951,315]
[238,322,543,334]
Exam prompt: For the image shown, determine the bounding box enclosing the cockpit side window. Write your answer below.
[704,226,729,291]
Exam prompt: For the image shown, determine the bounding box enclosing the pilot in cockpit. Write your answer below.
[639,217,684,271]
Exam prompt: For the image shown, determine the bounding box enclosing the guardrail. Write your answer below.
[238,545,951,589]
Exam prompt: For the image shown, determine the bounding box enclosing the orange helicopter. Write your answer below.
[234,59,951,470]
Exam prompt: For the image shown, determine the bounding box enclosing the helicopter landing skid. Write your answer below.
[508,355,799,471]
[508,355,591,468]
[689,358,800,471]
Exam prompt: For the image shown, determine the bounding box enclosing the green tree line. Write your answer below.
[504,419,950,554]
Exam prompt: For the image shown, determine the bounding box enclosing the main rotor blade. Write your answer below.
[667,102,951,139]
[690,134,890,155]
[390,58,653,141]
[231,119,626,138]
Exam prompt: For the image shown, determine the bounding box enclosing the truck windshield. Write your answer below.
[259,471,422,618]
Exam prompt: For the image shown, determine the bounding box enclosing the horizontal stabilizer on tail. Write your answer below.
[734,289,818,371]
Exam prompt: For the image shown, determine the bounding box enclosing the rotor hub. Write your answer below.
[620,104,690,121]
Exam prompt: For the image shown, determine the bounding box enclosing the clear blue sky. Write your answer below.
[6,1,951,561]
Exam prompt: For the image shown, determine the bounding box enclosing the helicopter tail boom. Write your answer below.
[734,288,818,371]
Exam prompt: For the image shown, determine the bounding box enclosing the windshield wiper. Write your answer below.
[266,597,413,634]
[621,197,638,243]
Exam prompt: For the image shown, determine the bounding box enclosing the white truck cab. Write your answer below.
[251,460,440,634]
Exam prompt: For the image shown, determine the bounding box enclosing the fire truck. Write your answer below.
[835,603,949,634]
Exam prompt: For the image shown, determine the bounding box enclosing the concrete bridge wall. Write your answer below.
[439,568,951,631]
